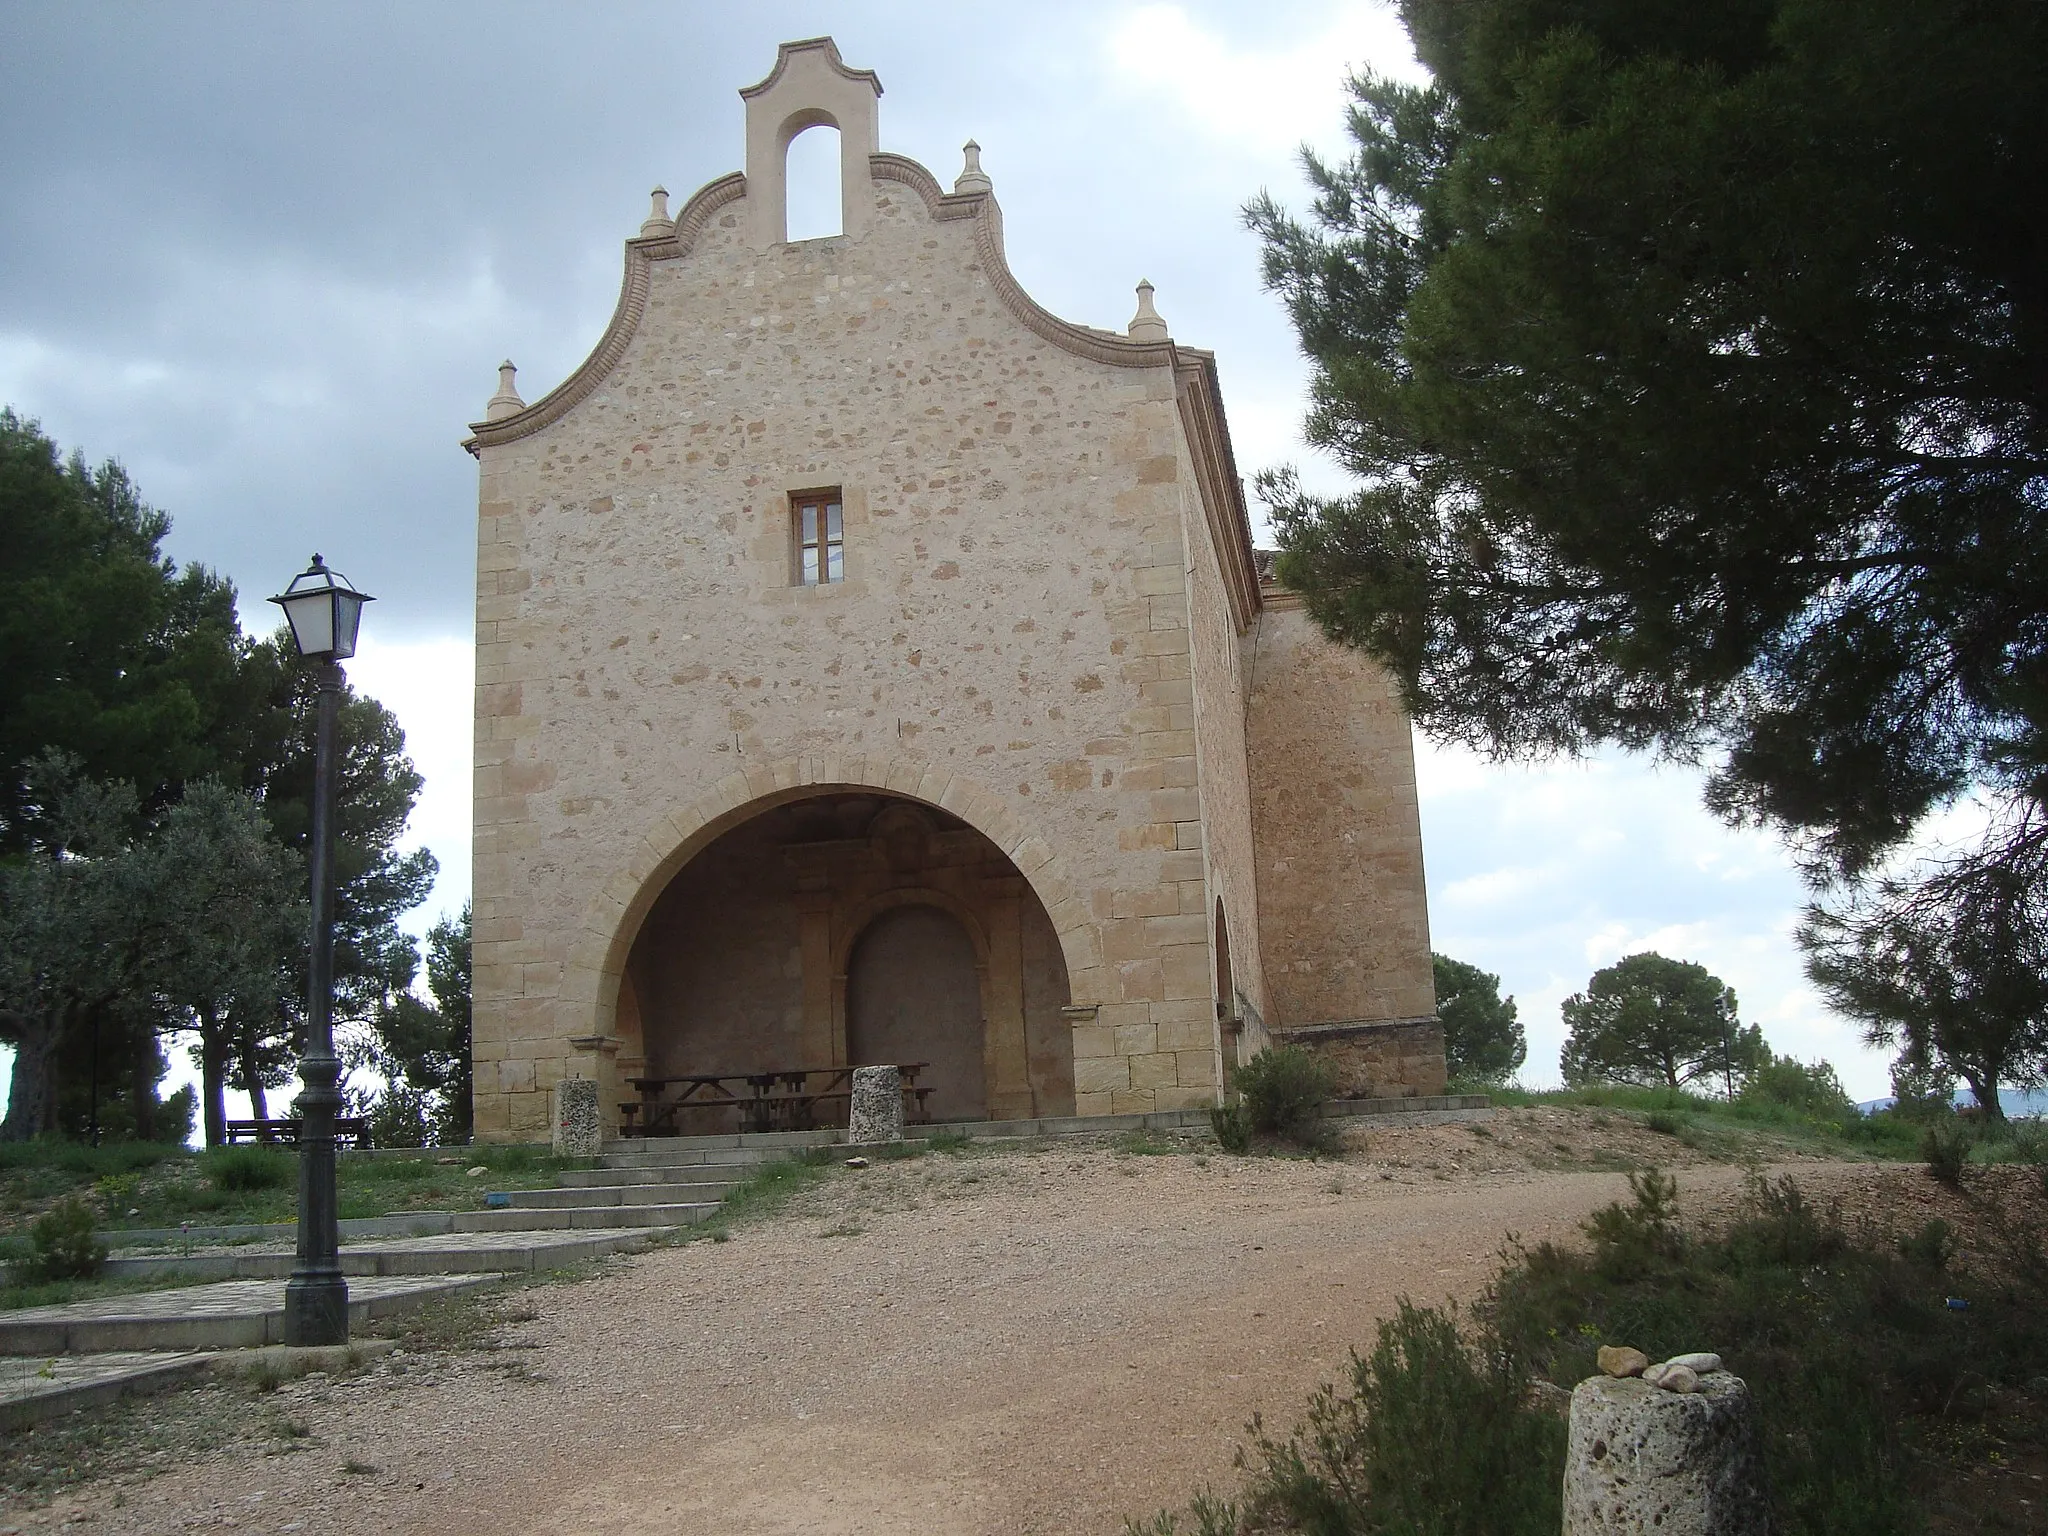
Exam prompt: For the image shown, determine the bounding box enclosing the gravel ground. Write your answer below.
[0,1133,1989,1536]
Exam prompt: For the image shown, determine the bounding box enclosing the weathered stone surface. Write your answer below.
[551,1078,602,1158]
[847,1064,905,1144]
[1597,1344,1650,1378]
[1272,1018,1446,1100]
[1669,1351,1723,1374]
[1564,1373,1769,1536]
[1245,593,1436,1040]
[1644,1361,1701,1393]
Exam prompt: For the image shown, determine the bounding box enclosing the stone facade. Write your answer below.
[463,38,1442,1140]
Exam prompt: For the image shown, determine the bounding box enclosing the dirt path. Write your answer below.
[7,1143,1922,1535]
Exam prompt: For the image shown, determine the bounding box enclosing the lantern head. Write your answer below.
[269,554,373,661]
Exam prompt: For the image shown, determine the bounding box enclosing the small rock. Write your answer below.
[465,1166,489,1178]
[1668,1351,1723,1374]
[1597,1345,1650,1379]
[845,1156,870,1169]
[1643,1361,1701,1393]
[435,1156,463,1166]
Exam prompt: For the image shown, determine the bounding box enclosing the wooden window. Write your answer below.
[793,491,843,585]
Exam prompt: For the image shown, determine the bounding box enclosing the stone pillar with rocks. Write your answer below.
[847,1064,905,1145]
[1563,1347,1769,1535]
[552,1078,603,1158]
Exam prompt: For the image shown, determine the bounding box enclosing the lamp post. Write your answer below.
[269,554,374,1347]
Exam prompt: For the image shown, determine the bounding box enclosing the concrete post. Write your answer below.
[1563,1370,1768,1535]
[552,1078,603,1158]
[847,1064,905,1144]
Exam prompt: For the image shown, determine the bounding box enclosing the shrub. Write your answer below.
[1644,1109,1686,1136]
[204,1144,295,1193]
[1209,1101,1252,1154]
[1234,1302,1564,1536]
[1898,1218,1955,1271]
[1739,1055,1856,1121]
[1582,1169,1683,1281]
[1921,1122,1971,1188]
[1236,1046,1336,1145]
[361,1084,435,1149]
[23,1196,107,1281]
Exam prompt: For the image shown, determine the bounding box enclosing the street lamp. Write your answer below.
[269,554,374,1347]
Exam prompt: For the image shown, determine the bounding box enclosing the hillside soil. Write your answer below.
[3,1111,2043,1534]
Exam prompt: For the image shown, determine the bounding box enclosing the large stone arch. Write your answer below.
[560,755,1097,1042]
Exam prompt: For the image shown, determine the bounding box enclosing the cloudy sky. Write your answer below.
[0,0,1899,1101]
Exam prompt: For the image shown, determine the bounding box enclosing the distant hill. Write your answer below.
[1855,1087,2048,1118]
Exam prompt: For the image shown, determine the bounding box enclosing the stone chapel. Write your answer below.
[462,38,1443,1142]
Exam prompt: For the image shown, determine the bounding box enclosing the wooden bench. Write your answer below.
[222,1117,373,1149]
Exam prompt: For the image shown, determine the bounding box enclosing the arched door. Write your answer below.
[846,905,986,1121]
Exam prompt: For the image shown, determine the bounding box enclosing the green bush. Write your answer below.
[1155,1302,1564,1536]
[203,1144,295,1193]
[1582,1169,1684,1281]
[1739,1056,1856,1122]
[1236,1046,1336,1146]
[1920,1122,1971,1188]
[1209,1101,1252,1154]
[23,1196,107,1282]
[1897,1218,1954,1271]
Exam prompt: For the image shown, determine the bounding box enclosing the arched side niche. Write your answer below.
[593,776,1079,1129]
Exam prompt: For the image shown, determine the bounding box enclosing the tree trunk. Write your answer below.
[239,1017,269,1121]
[200,1007,230,1148]
[130,1025,157,1143]
[1959,1065,2006,1125]
[0,1009,63,1141]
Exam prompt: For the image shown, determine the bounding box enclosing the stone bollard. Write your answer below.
[552,1077,602,1158]
[847,1064,905,1144]
[1563,1363,1769,1535]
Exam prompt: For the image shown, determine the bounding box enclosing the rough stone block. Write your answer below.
[1563,1372,1767,1536]
[847,1064,905,1143]
[551,1078,602,1158]
[1074,1055,1132,1095]
[1129,1052,1179,1090]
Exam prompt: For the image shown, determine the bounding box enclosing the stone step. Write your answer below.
[79,1228,668,1284]
[446,1202,717,1233]
[0,1274,496,1356]
[555,1163,755,1187]
[600,1144,788,1170]
[494,1181,732,1210]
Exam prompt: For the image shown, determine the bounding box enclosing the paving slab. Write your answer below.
[0,1349,215,1429]
[0,1273,496,1356]
[78,1225,673,1284]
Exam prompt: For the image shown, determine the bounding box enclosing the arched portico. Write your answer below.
[561,757,1096,1046]
[555,759,1089,1134]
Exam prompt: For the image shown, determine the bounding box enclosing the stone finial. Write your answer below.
[1127,278,1169,342]
[640,185,675,238]
[485,360,525,421]
[954,139,992,196]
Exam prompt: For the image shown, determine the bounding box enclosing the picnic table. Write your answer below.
[620,1064,933,1137]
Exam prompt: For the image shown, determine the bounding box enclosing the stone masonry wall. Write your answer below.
[1245,592,1435,1030]
[1271,1020,1447,1100]
[1181,479,1269,1065]
[469,160,1228,1137]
